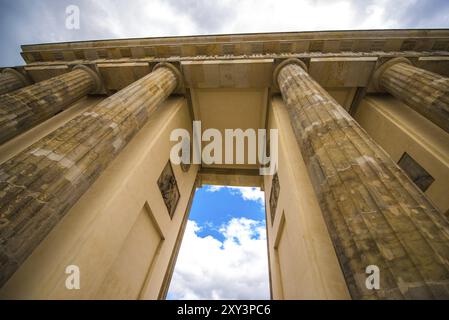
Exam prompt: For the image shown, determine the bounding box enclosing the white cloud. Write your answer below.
[226,0,355,33]
[236,187,265,205]
[2,0,449,66]
[205,185,225,192]
[90,0,199,38]
[205,185,265,206]
[167,218,270,300]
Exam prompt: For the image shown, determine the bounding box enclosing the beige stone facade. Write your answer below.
[1,29,449,299]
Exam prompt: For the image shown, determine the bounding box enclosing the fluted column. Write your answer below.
[275,58,449,299]
[0,69,30,96]
[0,63,180,288]
[0,65,101,144]
[373,57,449,134]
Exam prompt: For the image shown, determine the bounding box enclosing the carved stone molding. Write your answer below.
[157,161,180,218]
[269,172,280,225]
[21,30,449,64]
[181,163,191,173]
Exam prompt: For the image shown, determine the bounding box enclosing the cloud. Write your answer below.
[236,187,265,205]
[1,0,449,67]
[205,185,265,206]
[205,185,225,192]
[167,218,270,300]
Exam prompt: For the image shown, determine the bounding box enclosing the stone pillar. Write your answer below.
[0,63,181,288]
[274,58,449,299]
[0,69,30,96]
[373,57,449,134]
[0,65,102,144]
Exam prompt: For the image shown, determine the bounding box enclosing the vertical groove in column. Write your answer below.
[379,61,449,134]
[0,68,96,144]
[277,61,449,299]
[0,66,178,288]
[0,71,26,96]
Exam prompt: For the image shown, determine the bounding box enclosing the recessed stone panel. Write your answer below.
[398,152,434,192]
[416,56,449,77]
[25,65,70,82]
[309,57,377,87]
[182,59,273,89]
[97,62,151,90]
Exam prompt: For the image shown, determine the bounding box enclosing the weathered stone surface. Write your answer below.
[0,69,29,96]
[180,162,191,173]
[0,65,178,288]
[0,66,99,144]
[276,58,449,299]
[375,57,449,134]
[269,172,280,225]
[19,30,449,64]
[157,161,180,219]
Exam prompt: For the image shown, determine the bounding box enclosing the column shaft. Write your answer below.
[0,67,98,144]
[0,69,28,96]
[378,59,449,133]
[0,65,178,288]
[277,60,449,299]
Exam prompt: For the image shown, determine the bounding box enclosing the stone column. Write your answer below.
[0,69,30,96]
[0,65,102,144]
[0,63,181,288]
[373,57,449,134]
[274,58,449,299]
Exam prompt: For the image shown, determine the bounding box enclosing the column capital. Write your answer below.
[372,57,412,91]
[2,68,31,86]
[72,64,103,93]
[273,58,308,88]
[153,62,184,92]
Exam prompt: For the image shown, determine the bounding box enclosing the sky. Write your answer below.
[167,185,270,300]
[1,0,449,67]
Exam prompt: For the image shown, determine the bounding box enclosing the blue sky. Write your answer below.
[167,185,270,300]
[186,185,266,242]
[1,0,449,67]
